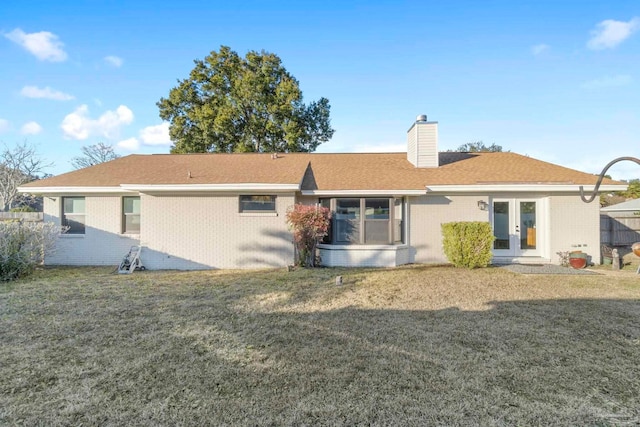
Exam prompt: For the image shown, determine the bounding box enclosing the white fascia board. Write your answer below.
[301,189,427,196]
[120,183,300,192]
[18,186,129,194]
[425,184,628,193]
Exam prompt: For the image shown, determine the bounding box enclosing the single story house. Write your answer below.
[19,116,626,269]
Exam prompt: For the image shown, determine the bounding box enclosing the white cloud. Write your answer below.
[104,55,123,68]
[587,18,640,50]
[21,121,43,135]
[4,28,67,62]
[20,85,74,101]
[61,104,134,140]
[117,137,140,151]
[531,44,549,55]
[581,74,633,89]
[114,122,171,152]
[0,119,9,133]
[139,122,171,146]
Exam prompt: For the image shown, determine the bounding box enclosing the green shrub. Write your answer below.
[441,221,494,268]
[9,206,36,212]
[0,221,62,281]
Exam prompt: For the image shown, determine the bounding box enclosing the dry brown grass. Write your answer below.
[1,265,639,426]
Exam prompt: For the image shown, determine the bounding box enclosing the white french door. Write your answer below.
[492,199,541,257]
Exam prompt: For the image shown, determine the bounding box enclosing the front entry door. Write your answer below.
[492,199,541,257]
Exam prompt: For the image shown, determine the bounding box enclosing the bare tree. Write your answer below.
[0,142,52,211]
[71,142,120,169]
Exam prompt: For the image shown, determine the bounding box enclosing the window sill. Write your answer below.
[121,233,140,238]
[318,243,407,250]
[59,234,85,238]
[239,212,278,217]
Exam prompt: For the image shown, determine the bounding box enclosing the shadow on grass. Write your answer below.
[1,267,639,425]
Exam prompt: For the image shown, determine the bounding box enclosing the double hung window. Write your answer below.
[123,196,141,233]
[62,197,85,234]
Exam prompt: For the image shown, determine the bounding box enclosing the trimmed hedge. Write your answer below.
[441,221,494,268]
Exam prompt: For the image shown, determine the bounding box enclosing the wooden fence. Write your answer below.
[601,214,640,246]
[0,212,43,222]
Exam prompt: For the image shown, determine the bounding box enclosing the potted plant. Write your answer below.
[568,251,588,269]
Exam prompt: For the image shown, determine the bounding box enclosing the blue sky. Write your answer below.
[1,0,639,179]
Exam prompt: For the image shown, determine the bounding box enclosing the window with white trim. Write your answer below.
[324,197,404,245]
[122,196,140,234]
[62,197,86,234]
[239,195,276,213]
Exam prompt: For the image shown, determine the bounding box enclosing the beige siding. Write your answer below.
[407,124,417,166]
[407,121,439,168]
[44,195,139,266]
[549,194,600,263]
[139,193,295,269]
[407,195,489,263]
[416,122,438,168]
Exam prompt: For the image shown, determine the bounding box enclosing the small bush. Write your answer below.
[0,221,62,281]
[286,204,331,267]
[441,221,494,268]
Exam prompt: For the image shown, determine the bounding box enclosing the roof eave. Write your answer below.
[18,186,130,194]
[301,189,427,196]
[19,183,302,194]
[120,183,301,192]
[425,184,628,193]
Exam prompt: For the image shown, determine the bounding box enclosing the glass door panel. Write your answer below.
[519,201,536,250]
[492,199,541,257]
[493,201,510,250]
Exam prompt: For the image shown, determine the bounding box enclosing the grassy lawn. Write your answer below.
[1,265,640,426]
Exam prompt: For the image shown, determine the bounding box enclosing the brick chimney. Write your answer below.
[407,114,438,168]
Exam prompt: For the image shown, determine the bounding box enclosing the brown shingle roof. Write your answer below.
[300,152,617,190]
[22,151,617,190]
[22,153,311,187]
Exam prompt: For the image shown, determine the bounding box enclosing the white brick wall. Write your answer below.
[408,195,489,263]
[318,245,409,267]
[139,193,295,269]
[40,191,598,269]
[296,196,319,206]
[44,195,140,266]
[549,194,600,263]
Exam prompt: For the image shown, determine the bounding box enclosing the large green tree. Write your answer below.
[621,179,640,199]
[158,46,334,153]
